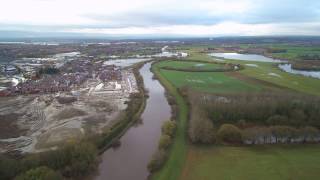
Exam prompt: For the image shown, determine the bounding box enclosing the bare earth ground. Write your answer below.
[0,69,138,153]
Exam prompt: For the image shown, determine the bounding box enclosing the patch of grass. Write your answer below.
[159,60,224,71]
[181,144,320,180]
[157,68,261,93]
[219,59,320,96]
[266,45,320,60]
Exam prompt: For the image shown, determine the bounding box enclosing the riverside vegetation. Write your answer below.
[148,120,177,172]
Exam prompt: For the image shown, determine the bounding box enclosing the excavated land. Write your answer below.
[0,69,138,154]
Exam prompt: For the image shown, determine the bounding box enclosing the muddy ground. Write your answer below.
[0,69,138,154]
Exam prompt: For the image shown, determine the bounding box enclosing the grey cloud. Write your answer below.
[80,0,320,28]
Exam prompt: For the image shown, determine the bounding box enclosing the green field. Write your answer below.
[263,44,320,60]
[235,44,320,60]
[183,49,320,96]
[159,60,224,71]
[214,59,320,96]
[181,145,320,180]
[151,48,320,180]
[156,61,261,93]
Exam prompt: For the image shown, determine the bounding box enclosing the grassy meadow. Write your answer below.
[181,145,320,180]
[159,60,224,71]
[158,69,261,93]
[151,46,320,180]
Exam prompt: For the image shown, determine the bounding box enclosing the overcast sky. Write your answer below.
[1,0,320,37]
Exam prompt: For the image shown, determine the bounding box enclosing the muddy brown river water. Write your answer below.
[94,62,171,180]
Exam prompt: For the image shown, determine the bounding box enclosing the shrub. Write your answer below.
[15,166,62,180]
[147,150,168,173]
[158,135,172,149]
[217,124,242,144]
[161,120,177,137]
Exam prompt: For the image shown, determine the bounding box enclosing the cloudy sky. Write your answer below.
[0,0,320,37]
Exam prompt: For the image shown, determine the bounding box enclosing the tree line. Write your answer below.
[186,90,320,145]
[0,142,98,180]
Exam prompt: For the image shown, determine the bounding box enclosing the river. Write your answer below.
[94,62,171,180]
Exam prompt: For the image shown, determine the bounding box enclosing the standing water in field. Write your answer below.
[209,53,283,62]
[278,64,320,79]
[94,62,171,180]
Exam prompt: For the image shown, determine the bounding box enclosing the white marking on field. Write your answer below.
[186,79,205,83]
[245,64,258,67]
[195,63,205,67]
[268,72,281,78]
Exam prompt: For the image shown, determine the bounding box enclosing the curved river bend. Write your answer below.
[94,62,171,180]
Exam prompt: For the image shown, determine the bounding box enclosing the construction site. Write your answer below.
[0,53,139,154]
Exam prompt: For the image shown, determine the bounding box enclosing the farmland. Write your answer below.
[151,46,320,180]
[181,145,320,180]
[156,61,262,93]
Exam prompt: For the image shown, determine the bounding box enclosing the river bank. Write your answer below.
[93,61,172,180]
[149,60,189,180]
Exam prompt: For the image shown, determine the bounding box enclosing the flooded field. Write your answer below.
[209,52,283,62]
[94,62,171,180]
[104,58,151,67]
[279,64,320,79]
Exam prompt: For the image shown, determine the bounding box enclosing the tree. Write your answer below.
[300,126,320,142]
[289,109,306,127]
[60,142,98,177]
[217,124,242,144]
[271,126,296,143]
[266,115,289,125]
[161,120,177,137]
[36,142,98,177]
[147,150,167,173]
[158,135,172,149]
[0,155,20,180]
[242,127,273,144]
[237,119,247,129]
[15,166,62,180]
[189,108,216,144]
